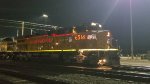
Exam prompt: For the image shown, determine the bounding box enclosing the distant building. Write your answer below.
[148,51,150,54]
[143,51,150,60]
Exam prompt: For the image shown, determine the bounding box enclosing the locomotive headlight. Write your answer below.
[99,60,102,62]
[97,59,107,65]
[103,59,106,62]
[91,22,97,26]
[97,60,102,65]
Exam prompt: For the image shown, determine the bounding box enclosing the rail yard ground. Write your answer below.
[120,57,150,67]
[0,59,149,84]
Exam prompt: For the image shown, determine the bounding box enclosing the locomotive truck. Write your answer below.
[0,23,120,66]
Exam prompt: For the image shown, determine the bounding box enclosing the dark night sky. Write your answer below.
[0,0,150,54]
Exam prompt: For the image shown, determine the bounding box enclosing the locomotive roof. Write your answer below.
[15,23,110,40]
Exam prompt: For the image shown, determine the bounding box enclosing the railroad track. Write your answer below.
[0,73,34,84]
[0,68,68,84]
[112,65,150,72]
[95,70,150,82]
[0,79,13,84]
[0,61,149,83]
[65,65,150,83]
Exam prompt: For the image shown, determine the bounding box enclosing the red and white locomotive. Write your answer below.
[0,23,120,66]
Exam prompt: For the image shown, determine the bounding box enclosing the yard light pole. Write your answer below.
[130,0,134,59]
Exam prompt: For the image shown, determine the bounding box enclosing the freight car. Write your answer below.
[0,23,120,66]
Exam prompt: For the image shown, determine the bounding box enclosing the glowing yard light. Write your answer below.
[99,24,102,28]
[91,22,97,26]
[42,14,48,18]
[91,22,102,28]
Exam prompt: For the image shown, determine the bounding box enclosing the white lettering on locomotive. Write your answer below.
[75,34,97,40]
[87,34,97,40]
